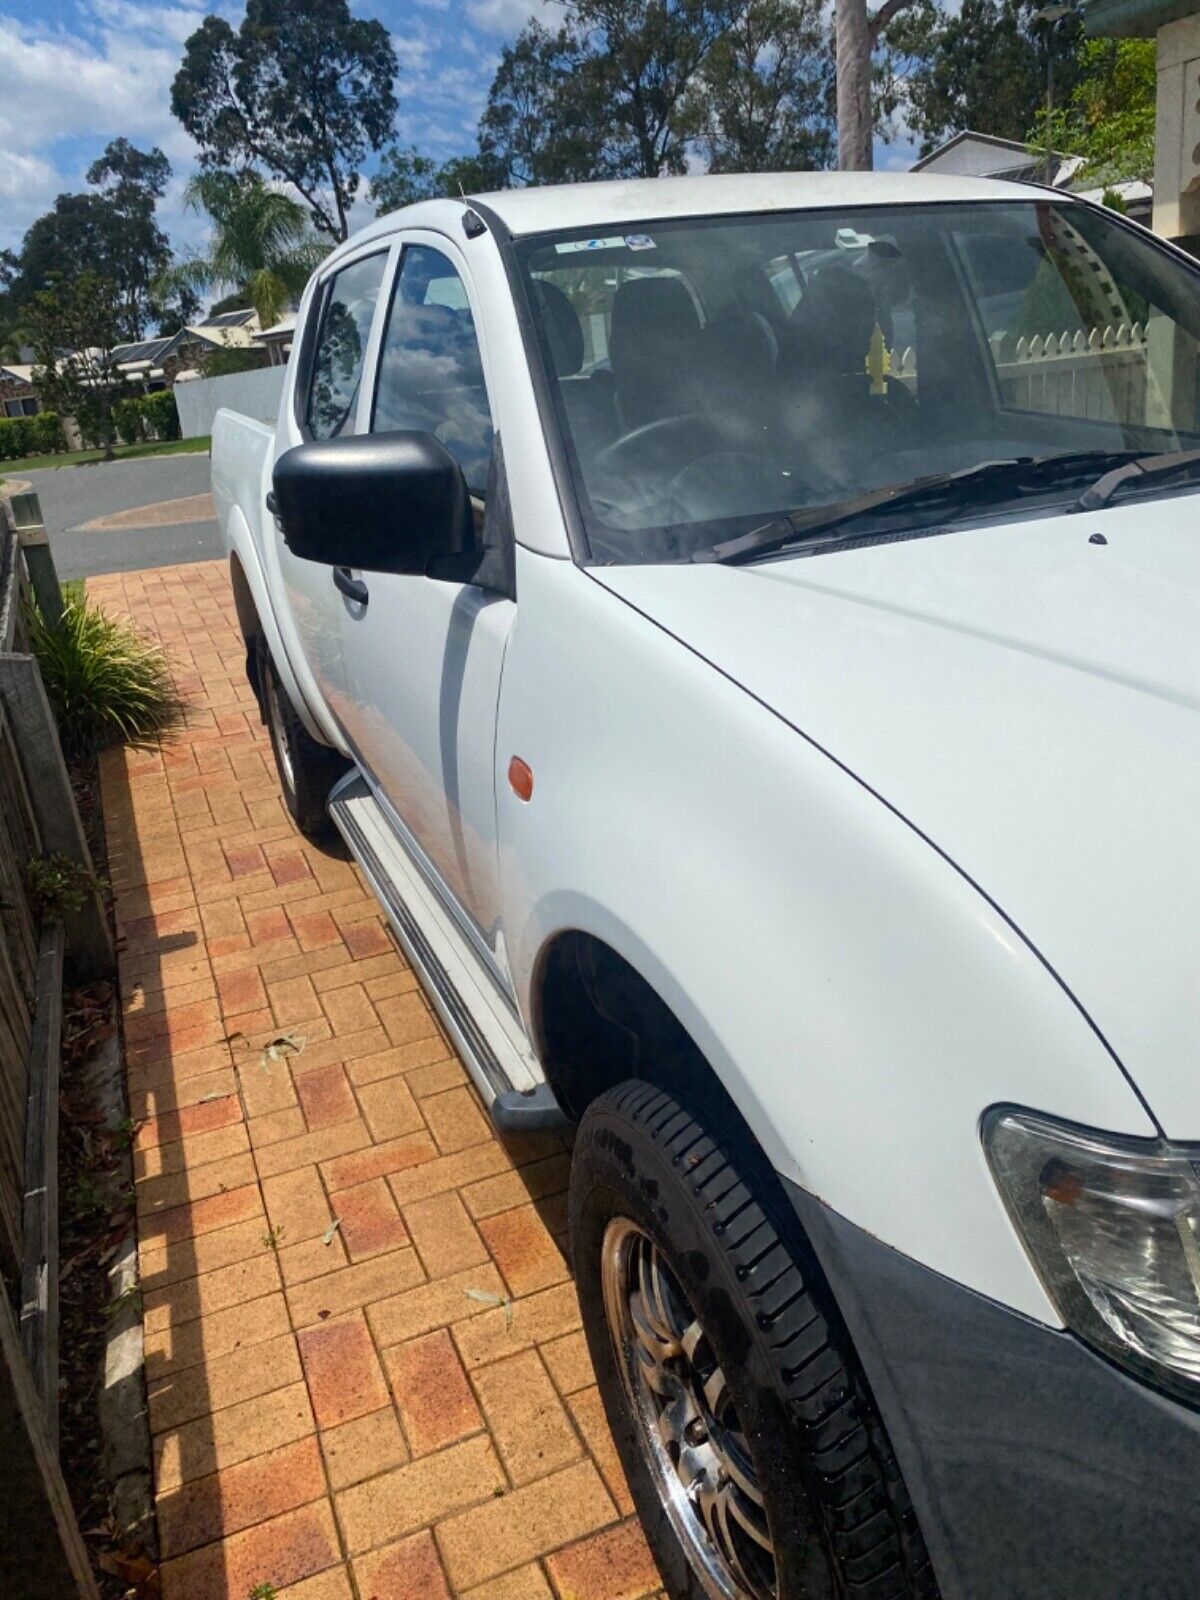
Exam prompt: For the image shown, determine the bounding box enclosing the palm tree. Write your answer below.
[158,173,330,329]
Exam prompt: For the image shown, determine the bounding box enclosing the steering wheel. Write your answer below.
[592,413,723,483]
[663,451,811,526]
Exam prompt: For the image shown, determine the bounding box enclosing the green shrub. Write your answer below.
[200,347,265,379]
[26,592,182,757]
[112,396,145,446]
[73,399,106,450]
[139,389,180,441]
[26,853,107,917]
[0,415,36,459]
[31,411,65,454]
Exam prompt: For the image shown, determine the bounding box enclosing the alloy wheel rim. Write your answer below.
[263,666,296,795]
[600,1217,777,1600]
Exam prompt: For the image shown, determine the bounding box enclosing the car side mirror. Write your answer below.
[272,431,474,575]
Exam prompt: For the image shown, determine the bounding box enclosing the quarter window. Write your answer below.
[305,253,387,440]
[371,245,494,496]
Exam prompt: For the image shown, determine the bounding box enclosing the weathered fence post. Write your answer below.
[20,921,65,1439]
[7,493,63,629]
[0,655,113,978]
[0,1283,101,1600]
[0,491,107,1599]
[0,495,113,980]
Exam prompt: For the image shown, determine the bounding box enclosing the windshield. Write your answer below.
[515,201,1200,563]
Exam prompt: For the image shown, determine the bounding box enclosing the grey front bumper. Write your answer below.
[785,1179,1200,1600]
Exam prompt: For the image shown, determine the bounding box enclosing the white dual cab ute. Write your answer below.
[213,171,1200,1600]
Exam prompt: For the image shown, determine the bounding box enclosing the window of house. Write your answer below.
[305,253,387,440]
[371,244,494,497]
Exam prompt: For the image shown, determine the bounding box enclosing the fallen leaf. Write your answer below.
[262,1031,306,1065]
[465,1288,504,1307]
[321,1218,342,1246]
[97,1549,155,1585]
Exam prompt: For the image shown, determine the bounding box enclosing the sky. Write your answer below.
[0,0,918,261]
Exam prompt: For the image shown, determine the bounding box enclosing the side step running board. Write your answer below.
[328,772,569,1134]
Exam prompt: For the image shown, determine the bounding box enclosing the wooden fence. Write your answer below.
[0,688,43,1276]
[891,320,1152,426]
[0,490,110,1600]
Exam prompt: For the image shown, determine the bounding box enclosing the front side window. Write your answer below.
[371,244,494,496]
[515,203,1200,564]
[305,253,387,440]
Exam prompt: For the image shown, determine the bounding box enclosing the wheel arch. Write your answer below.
[228,550,264,709]
[530,927,775,1179]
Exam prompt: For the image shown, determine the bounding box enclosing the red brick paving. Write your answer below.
[90,561,665,1599]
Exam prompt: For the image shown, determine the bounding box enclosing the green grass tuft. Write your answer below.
[27,591,183,758]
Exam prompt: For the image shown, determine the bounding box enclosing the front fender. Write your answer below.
[496,548,1155,1324]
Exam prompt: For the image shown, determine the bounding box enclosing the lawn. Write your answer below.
[0,434,210,479]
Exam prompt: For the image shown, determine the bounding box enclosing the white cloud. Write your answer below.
[392,30,434,71]
[880,140,920,172]
[0,21,178,153]
[0,3,197,249]
[0,150,62,211]
[466,0,556,34]
[85,0,206,46]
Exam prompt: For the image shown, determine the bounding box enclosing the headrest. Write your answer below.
[703,306,778,383]
[610,276,702,368]
[535,281,584,377]
[789,266,884,364]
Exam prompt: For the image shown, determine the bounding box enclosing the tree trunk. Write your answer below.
[836,0,874,171]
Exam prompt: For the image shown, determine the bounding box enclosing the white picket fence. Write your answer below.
[890,321,1151,425]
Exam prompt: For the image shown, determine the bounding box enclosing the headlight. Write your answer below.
[984,1108,1200,1402]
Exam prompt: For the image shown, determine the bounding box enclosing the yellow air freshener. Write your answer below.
[865,322,891,396]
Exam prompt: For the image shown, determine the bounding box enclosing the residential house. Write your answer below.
[112,309,263,392]
[1084,0,1200,246]
[0,364,41,418]
[253,314,296,367]
[912,129,1153,225]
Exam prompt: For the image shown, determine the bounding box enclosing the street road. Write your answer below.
[13,451,222,580]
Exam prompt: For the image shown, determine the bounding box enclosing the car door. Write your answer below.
[275,246,392,721]
[335,234,514,986]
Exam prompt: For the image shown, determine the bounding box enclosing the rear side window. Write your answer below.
[371,243,494,495]
[305,253,387,440]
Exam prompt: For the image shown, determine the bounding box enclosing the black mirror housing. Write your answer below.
[272,431,474,575]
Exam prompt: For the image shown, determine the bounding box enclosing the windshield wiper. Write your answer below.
[1075,446,1200,511]
[705,450,1140,565]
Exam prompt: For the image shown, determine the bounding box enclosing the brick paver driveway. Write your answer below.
[90,561,665,1600]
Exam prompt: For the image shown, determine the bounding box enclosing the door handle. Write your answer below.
[333,566,369,605]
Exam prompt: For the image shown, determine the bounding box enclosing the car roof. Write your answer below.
[468,170,1053,235]
[352,170,1059,248]
[325,170,1067,277]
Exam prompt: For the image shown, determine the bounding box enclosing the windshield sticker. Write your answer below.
[625,234,656,251]
[555,236,628,254]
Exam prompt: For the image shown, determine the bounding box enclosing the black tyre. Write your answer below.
[570,1081,937,1600]
[255,635,346,840]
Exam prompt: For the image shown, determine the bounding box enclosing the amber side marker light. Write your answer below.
[508,757,533,801]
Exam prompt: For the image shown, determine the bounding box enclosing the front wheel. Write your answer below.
[570,1082,937,1600]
